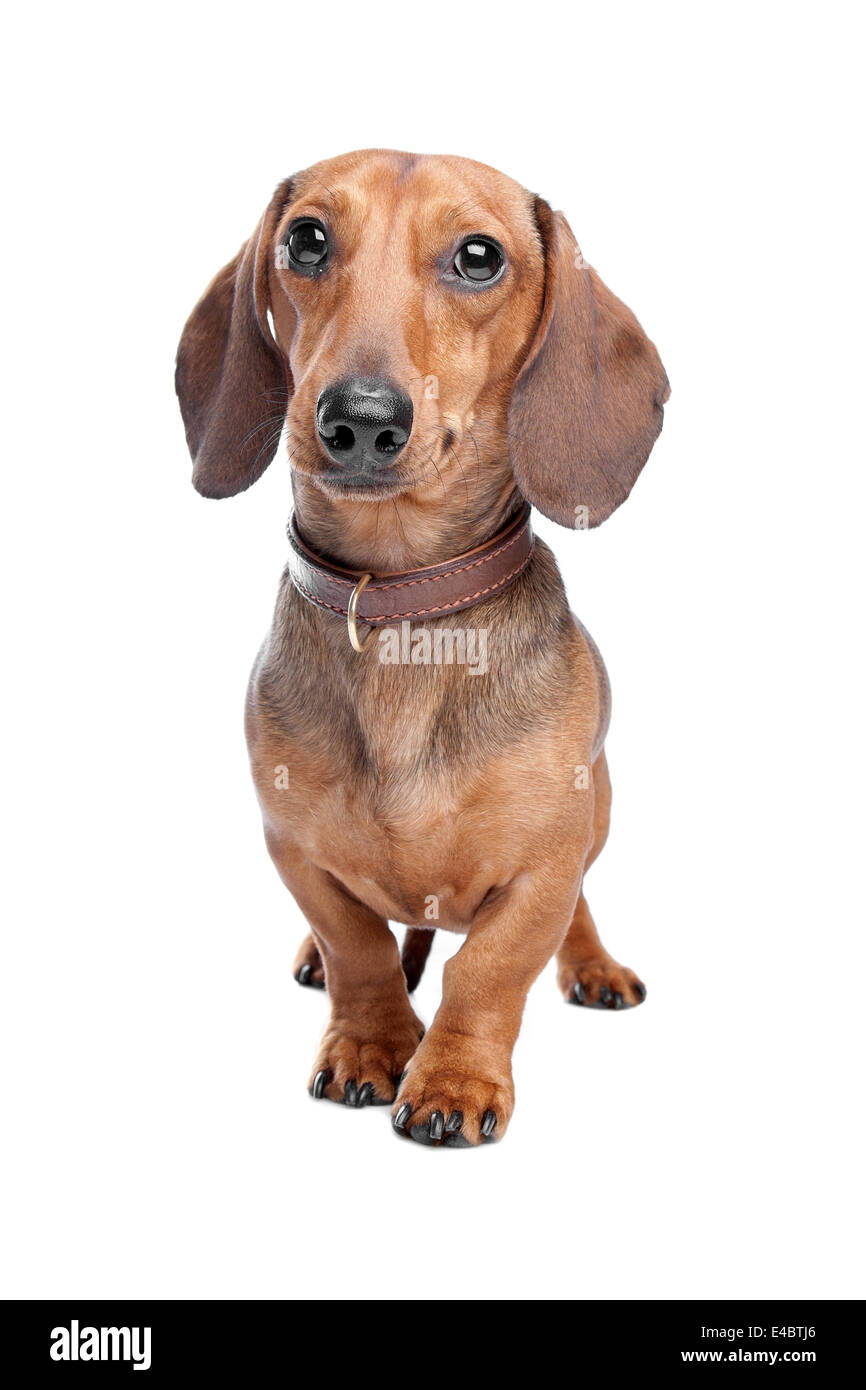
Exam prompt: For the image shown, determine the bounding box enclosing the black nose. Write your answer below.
[316,376,413,469]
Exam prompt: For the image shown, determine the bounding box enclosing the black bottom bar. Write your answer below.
[2,1299,858,1378]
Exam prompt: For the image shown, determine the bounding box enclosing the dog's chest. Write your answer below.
[250,656,588,931]
[247,569,595,927]
[274,737,548,930]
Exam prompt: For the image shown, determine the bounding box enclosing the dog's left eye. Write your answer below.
[453,237,504,285]
[285,219,329,272]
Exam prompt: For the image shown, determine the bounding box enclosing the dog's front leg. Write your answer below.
[392,872,579,1146]
[270,842,425,1107]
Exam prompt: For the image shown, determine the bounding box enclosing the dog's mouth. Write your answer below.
[315,465,412,501]
[286,433,417,501]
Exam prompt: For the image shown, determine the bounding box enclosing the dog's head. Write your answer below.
[176,150,668,529]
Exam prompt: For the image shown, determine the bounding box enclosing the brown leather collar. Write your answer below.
[287,503,534,646]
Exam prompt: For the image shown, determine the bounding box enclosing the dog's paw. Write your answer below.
[308,1013,425,1108]
[558,954,646,1009]
[293,934,325,990]
[391,1039,514,1147]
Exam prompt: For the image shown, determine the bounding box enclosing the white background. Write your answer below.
[2,1,863,1300]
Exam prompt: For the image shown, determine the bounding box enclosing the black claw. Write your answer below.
[344,1079,358,1107]
[635,982,647,1002]
[396,1070,408,1086]
[357,1082,374,1108]
[445,1110,463,1134]
[599,986,612,1007]
[614,991,624,1010]
[297,963,312,985]
[573,981,586,1005]
[481,1110,497,1139]
[429,1110,444,1141]
[393,1102,411,1132]
[311,1069,328,1099]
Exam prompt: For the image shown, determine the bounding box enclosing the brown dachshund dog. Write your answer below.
[176,150,669,1147]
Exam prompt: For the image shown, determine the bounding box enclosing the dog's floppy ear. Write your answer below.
[176,180,293,498]
[509,198,669,527]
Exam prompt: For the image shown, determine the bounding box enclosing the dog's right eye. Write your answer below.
[285,220,329,273]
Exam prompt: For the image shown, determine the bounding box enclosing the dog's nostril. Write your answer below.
[375,429,403,455]
[323,424,355,452]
